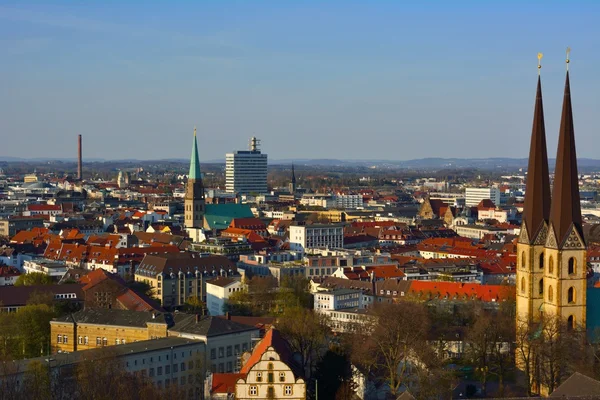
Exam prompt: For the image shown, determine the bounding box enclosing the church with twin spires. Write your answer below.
[516,54,587,331]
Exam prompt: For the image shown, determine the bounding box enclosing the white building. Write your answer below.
[464,187,501,207]
[334,194,363,209]
[206,277,243,316]
[23,258,68,278]
[299,194,334,208]
[225,137,268,195]
[289,223,344,252]
[313,288,363,311]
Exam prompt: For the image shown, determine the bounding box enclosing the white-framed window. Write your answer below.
[84,336,89,345]
[285,385,293,395]
[57,335,63,344]
[78,336,83,344]
[249,386,258,396]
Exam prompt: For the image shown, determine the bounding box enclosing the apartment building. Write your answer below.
[289,223,344,252]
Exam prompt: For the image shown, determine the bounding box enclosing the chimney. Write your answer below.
[77,134,83,181]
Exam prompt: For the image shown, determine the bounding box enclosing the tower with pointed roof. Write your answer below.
[516,71,551,325]
[185,127,205,229]
[288,163,296,195]
[543,67,587,331]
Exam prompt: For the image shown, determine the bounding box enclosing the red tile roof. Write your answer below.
[409,281,514,302]
[211,373,246,394]
[240,328,295,374]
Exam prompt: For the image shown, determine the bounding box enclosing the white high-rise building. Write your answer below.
[225,137,268,194]
[464,187,501,207]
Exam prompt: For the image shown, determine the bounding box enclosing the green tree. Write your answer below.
[15,304,56,358]
[183,296,205,313]
[14,272,53,287]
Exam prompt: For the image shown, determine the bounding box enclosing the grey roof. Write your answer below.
[206,276,238,288]
[5,337,204,376]
[170,314,257,337]
[0,284,83,307]
[550,372,600,397]
[136,252,237,278]
[53,308,172,328]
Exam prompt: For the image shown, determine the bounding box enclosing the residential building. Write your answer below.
[208,328,305,399]
[3,337,206,397]
[313,288,363,310]
[465,187,501,207]
[0,284,83,312]
[289,223,344,252]
[50,308,171,353]
[134,252,238,308]
[22,258,68,278]
[0,265,20,285]
[206,277,243,316]
[225,137,268,195]
[334,194,364,209]
[170,313,259,373]
[0,216,45,237]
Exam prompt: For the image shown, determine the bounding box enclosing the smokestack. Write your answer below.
[77,134,82,180]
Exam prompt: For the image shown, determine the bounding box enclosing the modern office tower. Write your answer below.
[225,137,268,194]
[464,187,501,207]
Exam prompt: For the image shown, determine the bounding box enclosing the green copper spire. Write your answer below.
[189,127,201,180]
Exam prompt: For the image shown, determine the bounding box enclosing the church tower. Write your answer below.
[185,127,205,229]
[516,57,552,325]
[289,163,297,195]
[543,62,587,330]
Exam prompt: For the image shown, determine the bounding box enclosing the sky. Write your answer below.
[1,1,600,161]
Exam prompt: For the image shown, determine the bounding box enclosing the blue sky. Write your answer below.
[1,1,599,161]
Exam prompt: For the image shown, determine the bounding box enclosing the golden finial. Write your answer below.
[194,126,197,136]
[566,47,571,71]
[537,52,543,75]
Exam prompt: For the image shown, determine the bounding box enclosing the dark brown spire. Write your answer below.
[549,71,584,246]
[522,76,551,243]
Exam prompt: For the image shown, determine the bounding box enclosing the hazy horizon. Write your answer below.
[2,2,600,161]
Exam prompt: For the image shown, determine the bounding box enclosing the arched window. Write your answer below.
[521,277,526,293]
[521,252,526,269]
[568,287,575,303]
[568,258,576,275]
[567,315,575,331]
[549,256,554,275]
[539,253,544,270]
[548,285,553,302]
[538,278,544,295]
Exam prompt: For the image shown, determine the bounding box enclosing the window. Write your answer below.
[121,339,126,345]
[96,337,101,346]
[180,376,185,386]
[157,367,163,376]
[165,365,170,374]
[568,257,576,275]
[539,252,544,270]
[267,387,275,397]
[548,285,554,302]
[149,368,155,377]
[279,372,286,382]
[173,364,178,373]
[218,347,224,358]
[256,372,262,382]
[102,337,108,346]
[285,385,293,395]
[57,335,63,344]
[568,287,576,303]
[549,256,554,274]
[227,346,232,357]
[181,362,186,372]
[84,336,89,345]
[268,372,274,383]
[521,251,526,269]
[116,339,120,345]
[568,315,575,331]
[234,344,240,355]
[539,278,544,295]
[210,349,216,359]
[218,363,224,373]
[242,343,248,352]
[249,386,258,396]
[226,362,232,372]
[520,277,525,293]
[78,336,83,345]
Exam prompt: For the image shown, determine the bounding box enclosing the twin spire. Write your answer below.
[521,50,584,248]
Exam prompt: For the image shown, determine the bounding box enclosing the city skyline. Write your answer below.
[2,2,600,160]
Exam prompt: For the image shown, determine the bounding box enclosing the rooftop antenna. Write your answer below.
[537,52,543,75]
[566,47,571,71]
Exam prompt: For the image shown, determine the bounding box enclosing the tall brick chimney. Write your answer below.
[77,134,82,180]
